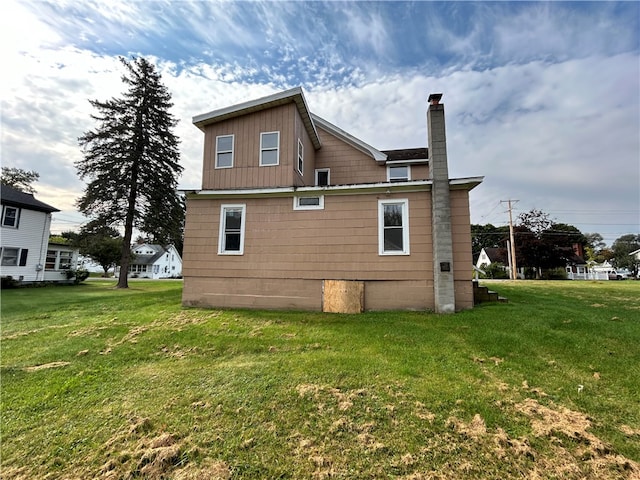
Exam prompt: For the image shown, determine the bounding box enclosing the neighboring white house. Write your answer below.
[1,184,62,282]
[43,241,80,282]
[588,260,618,280]
[115,244,182,279]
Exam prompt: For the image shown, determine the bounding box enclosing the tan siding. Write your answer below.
[183,277,322,310]
[201,104,298,190]
[314,127,386,185]
[183,192,433,282]
[365,280,433,311]
[411,164,430,181]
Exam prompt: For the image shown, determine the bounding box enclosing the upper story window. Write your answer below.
[297,139,304,175]
[315,168,330,186]
[378,199,410,255]
[218,204,246,255]
[216,134,234,168]
[387,165,411,182]
[2,206,20,228]
[260,132,280,166]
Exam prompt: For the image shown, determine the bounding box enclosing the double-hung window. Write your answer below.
[1,247,20,266]
[2,206,20,228]
[215,135,234,168]
[218,204,246,255]
[260,132,279,166]
[378,199,410,255]
[387,165,410,182]
[297,139,304,175]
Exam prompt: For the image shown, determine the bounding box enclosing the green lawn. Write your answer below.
[1,280,639,479]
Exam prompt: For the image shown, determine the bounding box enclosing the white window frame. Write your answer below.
[218,204,246,255]
[293,195,324,211]
[45,249,73,271]
[2,206,20,228]
[315,168,330,186]
[215,134,234,169]
[1,247,20,266]
[378,199,410,256]
[260,131,280,166]
[387,165,411,182]
[297,139,304,175]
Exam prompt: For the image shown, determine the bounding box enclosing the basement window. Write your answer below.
[378,199,410,255]
[293,195,324,210]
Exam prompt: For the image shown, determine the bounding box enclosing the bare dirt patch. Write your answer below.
[23,361,71,372]
[515,398,640,479]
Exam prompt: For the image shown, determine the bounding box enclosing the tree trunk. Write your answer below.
[117,158,140,288]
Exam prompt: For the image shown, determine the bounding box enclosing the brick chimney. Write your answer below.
[428,93,456,313]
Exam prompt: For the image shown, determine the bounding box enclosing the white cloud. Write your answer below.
[1,1,638,245]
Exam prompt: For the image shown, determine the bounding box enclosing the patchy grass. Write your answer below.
[1,279,639,479]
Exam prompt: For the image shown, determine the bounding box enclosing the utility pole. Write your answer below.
[501,200,519,280]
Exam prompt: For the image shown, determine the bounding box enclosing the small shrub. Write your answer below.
[65,268,90,284]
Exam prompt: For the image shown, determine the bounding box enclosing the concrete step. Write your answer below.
[473,282,508,305]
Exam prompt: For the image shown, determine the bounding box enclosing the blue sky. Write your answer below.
[2,0,639,246]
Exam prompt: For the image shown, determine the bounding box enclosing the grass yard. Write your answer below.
[1,279,639,479]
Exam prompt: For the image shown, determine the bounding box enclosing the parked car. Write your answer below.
[615,268,632,280]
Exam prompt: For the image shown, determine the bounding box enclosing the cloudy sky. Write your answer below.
[2,0,638,246]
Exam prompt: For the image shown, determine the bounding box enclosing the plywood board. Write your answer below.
[323,280,364,313]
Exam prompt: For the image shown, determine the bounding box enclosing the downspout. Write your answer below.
[37,213,51,281]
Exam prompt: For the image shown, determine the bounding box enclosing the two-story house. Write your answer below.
[114,243,183,279]
[1,184,70,283]
[182,87,482,312]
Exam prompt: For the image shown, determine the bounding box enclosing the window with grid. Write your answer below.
[218,204,246,254]
[216,134,234,168]
[378,199,410,255]
[260,132,279,166]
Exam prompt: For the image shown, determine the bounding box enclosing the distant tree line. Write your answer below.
[472,209,640,277]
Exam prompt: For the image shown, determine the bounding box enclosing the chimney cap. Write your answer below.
[428,93,443,105]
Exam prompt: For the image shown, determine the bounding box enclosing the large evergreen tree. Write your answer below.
[76,57,183,288]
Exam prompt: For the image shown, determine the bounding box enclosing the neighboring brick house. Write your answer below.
[182,87,482,312]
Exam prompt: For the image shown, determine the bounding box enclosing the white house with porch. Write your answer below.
[115,244,182,279]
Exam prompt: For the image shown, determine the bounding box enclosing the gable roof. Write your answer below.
[193,86,322,150]
[0,184,60,213]
[131,244,167,265]
[481,247,507,264]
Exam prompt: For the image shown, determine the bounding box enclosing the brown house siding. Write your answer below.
[182,190,439,310]
[202,104,301,190]
[314,127,386,185]
[186,88,481,313]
